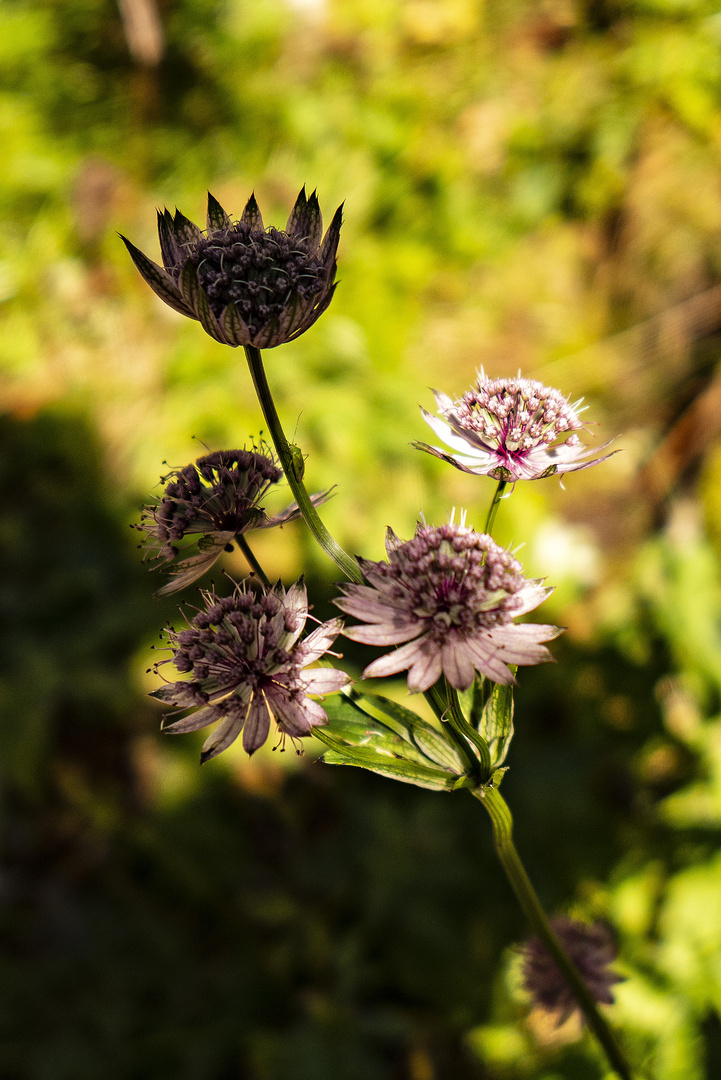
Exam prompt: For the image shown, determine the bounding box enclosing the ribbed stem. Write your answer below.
[445,680,492,781]
[423,683,484,781]
[474,785,635,1080]
[235,535,271,588]
[484,480,507,536]
[244,345,363,583]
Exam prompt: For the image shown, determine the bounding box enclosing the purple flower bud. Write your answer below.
[121,188,342,348]
[521,917,623,1025]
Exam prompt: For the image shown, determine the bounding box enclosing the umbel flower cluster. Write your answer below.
[416,373,613,482]
[128,186,628,1072]
[137,446,329,595]
[153,580,349,759]
[337,521,561,692]
[122,188,341,348]
[521,917,623,1025]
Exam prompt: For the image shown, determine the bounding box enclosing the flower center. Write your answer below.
[184,224,326,331]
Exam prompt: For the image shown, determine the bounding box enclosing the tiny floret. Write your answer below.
[415,373,613,482]
[336,521,561,692]
[136,447,330,595]
[121,187,342,347]
[521,917,623,1025]
[152,579,350,760]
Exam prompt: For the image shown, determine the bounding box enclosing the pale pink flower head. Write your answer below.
[521,917,623,1025]
[416,374,613,482]
[152,579,349,760]
[336,521,561,692]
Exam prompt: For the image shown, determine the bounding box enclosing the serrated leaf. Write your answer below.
[479,681,515,768]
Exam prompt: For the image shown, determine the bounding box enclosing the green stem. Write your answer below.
[474,785,635,1080]
[235,535,271,588]
[244,345,363,584]
[424,683,481,781]
[445,680,492,781]
[484,480,508,536]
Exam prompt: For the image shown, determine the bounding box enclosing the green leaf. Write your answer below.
[319,744,459,791]
[409,719,466,772]
[318,694,468,782]
[479,681,515,768]
[348,692,420,740]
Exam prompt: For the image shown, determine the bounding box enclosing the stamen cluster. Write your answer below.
[153,580,349,759]
[186,224,326,336]
[337,521,561,691]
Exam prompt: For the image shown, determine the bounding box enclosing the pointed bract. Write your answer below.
[207,192,231,231]
[120,236,193,317]
[240,192,264,231]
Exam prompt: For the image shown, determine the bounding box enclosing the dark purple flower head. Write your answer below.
[121,188,342,348]
[415,373,614,482]
[521,917,623,1025]
[136,447,331,596]
[152,579,350,760]
[336,519,561,692]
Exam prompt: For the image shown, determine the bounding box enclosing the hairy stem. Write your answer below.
[235,535,271,588]
[244,345,362,583]
[474,785,635,1080]
[484,480,508,536]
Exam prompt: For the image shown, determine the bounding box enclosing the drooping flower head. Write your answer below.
[521,917,623,1025]
[415,373,613,482]
[136,447,331,596]
[336,520,561,692]
[152,579,350,760]
[121,188,342,348]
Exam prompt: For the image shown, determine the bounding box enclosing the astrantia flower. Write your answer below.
[521,917,623,1025]
[152,579,350,760]
[336,521,561,692]
[136,448,331,596]
[121,187,342,348]
[415,374,613,482]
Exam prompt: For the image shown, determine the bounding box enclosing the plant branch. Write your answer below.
[235,535,271,588]
[484,480,507,536]
[244,345,362,583]
[473,785,635,1080]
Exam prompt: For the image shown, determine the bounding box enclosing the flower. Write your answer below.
[152,579,350,760]
[336,520,561,692]
[136,447,331,596]
[415,374,614,482]
[121,187,342,348]
[521,917,623,1025]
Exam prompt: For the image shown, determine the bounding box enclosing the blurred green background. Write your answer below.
[3,0,721,1076]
